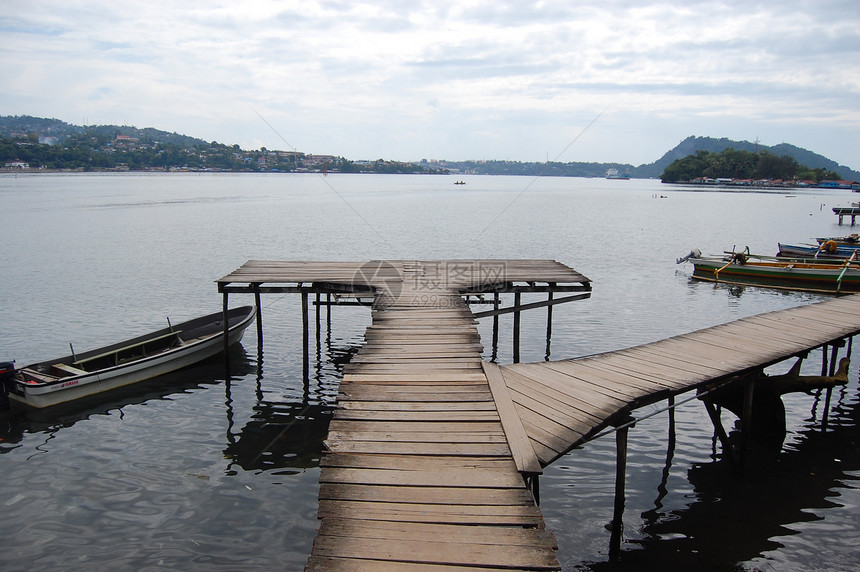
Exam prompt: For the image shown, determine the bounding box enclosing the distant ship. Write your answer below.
[605,166,630,180]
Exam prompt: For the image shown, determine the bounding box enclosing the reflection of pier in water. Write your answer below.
[223,337,362,474]
[583,379,860,570]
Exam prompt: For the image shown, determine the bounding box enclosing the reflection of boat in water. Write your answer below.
[2,306,256,409]
[605,166,630,179]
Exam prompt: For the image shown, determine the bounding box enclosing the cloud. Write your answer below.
[1,0,858,168]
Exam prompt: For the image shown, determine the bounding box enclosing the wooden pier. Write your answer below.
[833,206,860,225]
[216,260,860,571]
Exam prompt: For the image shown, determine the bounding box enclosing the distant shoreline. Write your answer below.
[667,178,860,191]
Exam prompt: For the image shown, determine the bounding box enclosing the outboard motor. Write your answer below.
[0,361,16,410]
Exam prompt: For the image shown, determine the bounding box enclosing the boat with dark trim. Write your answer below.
[1,306,255,409]
[816,234,860,245]
[778,242,860,259]
[678,250,860,293]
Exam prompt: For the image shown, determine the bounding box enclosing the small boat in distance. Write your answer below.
[454,180,466,185]
[605,166,630,180]
[1,306,256,409]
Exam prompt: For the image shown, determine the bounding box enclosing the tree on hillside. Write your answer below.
[660,148,834,183]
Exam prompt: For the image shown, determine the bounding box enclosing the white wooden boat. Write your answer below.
[1,306,255,409]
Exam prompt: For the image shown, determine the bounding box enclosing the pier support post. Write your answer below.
[609,417,634,561]
[222,292,230,356]
[315,293,321,341]
[513,292,521,363]
[739,379,756,471]
[492,293,500,361]
[221,292,231,374]
[702,399,737,466]
[822,341,843,429]
[302,290,309,383]
[545,291,553,361]
[527,474,541,506]
[254,287,263,346]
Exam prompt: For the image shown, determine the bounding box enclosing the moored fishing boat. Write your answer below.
[1,306,255,409]
[815,234,860,246]
[678,250,860,293]
[778,242,860,259]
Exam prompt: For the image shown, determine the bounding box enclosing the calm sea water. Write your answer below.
[1,172,858,571]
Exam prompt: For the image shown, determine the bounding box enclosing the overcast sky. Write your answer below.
[2,1,858,168]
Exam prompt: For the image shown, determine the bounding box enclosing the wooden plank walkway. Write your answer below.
[497,294,860,466]
[305,265,562,571]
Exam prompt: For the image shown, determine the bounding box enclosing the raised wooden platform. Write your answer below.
[498,294,860,466]
[215,260,860,570]
[217,259,592,297]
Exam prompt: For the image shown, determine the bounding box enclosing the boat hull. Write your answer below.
[690,259,860,293]
[7,306,255,409]
[778,243,860,259]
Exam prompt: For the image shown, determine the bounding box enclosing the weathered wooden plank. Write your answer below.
[614,346,730,377]
[344,372,489,383]
[339,389,493,402]
[316,518,556,547]
[539,360,663,395]
[333,409,500,422]
[482,361,542,474]
[326,420,505,434]
[309,534,559,569]
[514,406,586,454]
[320,453,515,470]
[500,368,617,420]
[318,467,525,488]
[325,440,512,456]
[317,484,535,505]
[346,362,484,372]
[306,555,529,572]
[340,401,497,411]
[325,431,508,444]
[504,383,602,438]
[316,500,545,523]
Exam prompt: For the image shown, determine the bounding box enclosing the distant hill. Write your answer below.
[0,115,208,147]
[633,135,860,180]
[2,115,855,180]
